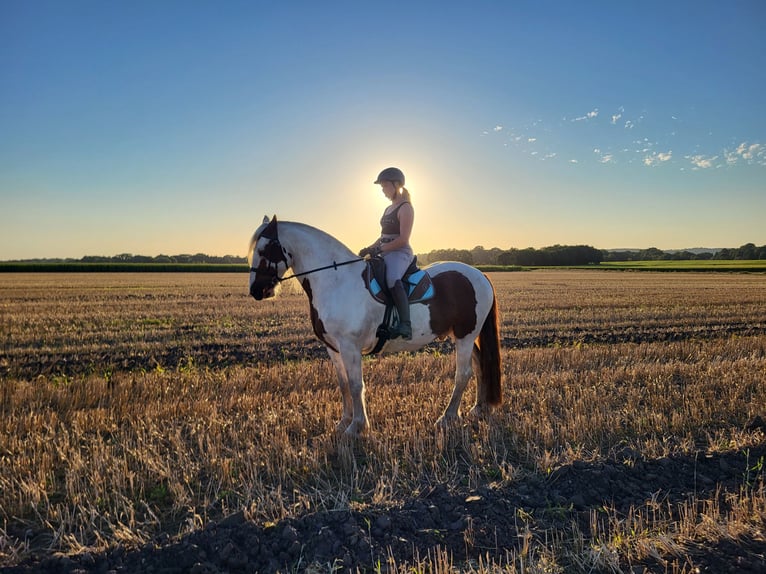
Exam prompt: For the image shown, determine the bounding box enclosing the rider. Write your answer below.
[359,167,415,340]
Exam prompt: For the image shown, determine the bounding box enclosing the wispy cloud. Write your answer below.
[724,142,766,166]
[572,108,599,122]
[644,151,673,167]
[688,154,718,169]
[738,142,764,162]
[482,124,504,136]
[611,106,624,125]
[485,114,764,171]
[594,148,614,163]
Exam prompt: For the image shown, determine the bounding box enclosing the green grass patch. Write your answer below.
[596,260,766,272]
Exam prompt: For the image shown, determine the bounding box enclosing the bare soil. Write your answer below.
[4,437,765,573]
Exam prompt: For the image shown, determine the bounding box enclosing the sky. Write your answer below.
[1,1,765,260]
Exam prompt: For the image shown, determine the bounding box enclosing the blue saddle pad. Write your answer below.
[364,260,434,305]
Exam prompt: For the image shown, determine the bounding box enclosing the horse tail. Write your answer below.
[473,282,502,407]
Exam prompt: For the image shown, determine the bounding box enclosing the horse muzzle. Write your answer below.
[250,277,277,300]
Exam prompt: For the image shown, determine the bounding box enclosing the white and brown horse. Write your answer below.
[248,216,502,436]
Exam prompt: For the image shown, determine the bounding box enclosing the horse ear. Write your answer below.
[261,215,279,241]
[262,215,269,224]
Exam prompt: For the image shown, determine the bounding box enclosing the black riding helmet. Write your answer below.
[374,167,405,186]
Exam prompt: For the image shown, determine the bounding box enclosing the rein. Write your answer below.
[250,256,365,283]
[251,221,365,285]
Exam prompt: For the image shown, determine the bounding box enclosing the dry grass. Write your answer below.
[1,270,765,571]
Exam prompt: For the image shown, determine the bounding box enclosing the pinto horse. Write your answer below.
[248,216,502,436]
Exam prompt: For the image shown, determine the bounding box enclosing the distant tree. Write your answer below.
[714,248,734,260]
[497,249,518,266]
[515,248,540,266]
[638,247,665,261]
[539,245,602,265]
[426,249,473,264]
[602,250,639,262]
[222,255,247,264]
[470,245,504,265]
[737,243,757,260]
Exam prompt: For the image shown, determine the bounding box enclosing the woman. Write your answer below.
[358,167,415,340]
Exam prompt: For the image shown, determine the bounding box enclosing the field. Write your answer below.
[1,271,765,573]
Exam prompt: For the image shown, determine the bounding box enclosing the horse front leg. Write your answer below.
[436,339,474,427]
[338,344,368,436]
[327,349,353,433]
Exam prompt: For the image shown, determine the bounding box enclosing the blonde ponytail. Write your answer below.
[400,186,411,203]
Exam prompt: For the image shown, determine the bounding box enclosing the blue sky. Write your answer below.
[1,1,764,259]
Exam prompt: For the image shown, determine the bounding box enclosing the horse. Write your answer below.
[248,215,502,436]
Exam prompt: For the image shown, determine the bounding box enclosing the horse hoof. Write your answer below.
[468,405,489,418]
[435,415,459,428]
[335,419,352,433]
[343,421,367,437]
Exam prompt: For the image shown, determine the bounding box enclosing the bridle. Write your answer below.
[250,235,365,285]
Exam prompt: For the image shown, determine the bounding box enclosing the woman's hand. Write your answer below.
[358,244,382,257]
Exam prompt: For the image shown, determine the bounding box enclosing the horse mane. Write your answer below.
[285,221,356,255]
[248,219,355,264]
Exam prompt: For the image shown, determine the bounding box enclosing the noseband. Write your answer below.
[250,236,289,289]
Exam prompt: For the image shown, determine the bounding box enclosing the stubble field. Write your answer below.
[1,270,765,573]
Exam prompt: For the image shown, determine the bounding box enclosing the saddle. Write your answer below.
[362,256,435,355]
[363,255,434,306]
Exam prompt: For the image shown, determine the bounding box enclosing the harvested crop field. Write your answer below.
[1,270,765,573]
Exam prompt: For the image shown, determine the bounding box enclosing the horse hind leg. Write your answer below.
[469,344,489,417]
[436,338,474,427]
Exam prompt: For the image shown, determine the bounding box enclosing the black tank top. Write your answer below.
[379,202,409,235]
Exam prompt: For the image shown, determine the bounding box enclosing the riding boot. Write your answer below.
[390,280,412,340]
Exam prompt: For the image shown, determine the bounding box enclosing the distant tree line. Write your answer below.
[7,243,764,267]
[418,243,766,266]
[602,243,766,262]
[420,245,603,266]
[54,253,248,264]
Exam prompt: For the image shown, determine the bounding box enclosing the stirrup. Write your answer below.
[391,321,412,340]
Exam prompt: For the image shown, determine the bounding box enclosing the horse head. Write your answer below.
[249,215,291,300]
